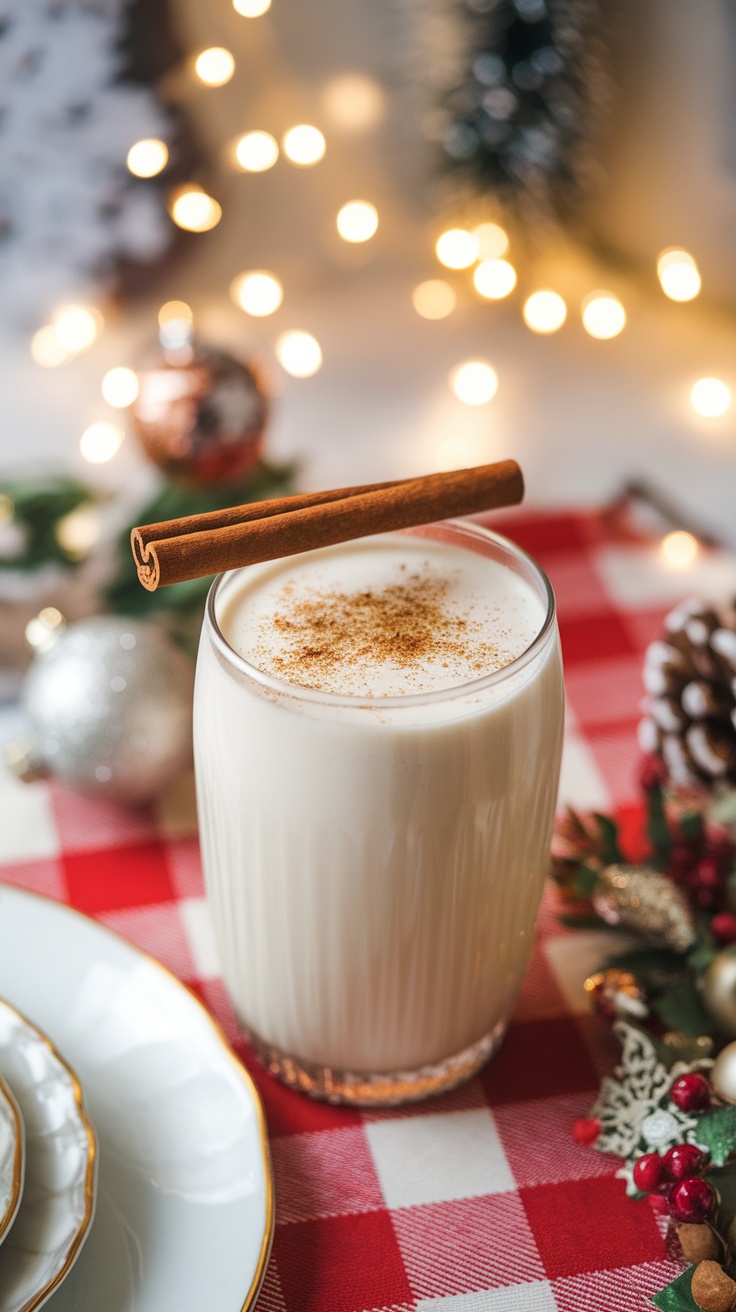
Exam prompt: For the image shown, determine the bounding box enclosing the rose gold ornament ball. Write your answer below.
[131,343,269,484]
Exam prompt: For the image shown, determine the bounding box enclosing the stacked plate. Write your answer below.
[0,886,273,1312]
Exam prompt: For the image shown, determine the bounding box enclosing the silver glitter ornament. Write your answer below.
[15,616,194,803]
[592,864,696,953]
[703,950,736,1038]
[710,1040,736,1103]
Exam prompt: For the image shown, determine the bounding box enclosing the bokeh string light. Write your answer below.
[450,360,498,405]
[194,48,235,87]
[101,367,139,408]
[523,290,567,334]
[53,305,101,353]
[126,139,168,178]
[79,421,124,464]
[231,270,283,316]
[581,292,626,339]
[233,0,271,13]
[658,249,701,303]
[435,228,478,270]
[234,131,279,172]
[661,531,699,569]
[282,125,326,166]
[322,74,385,131]
[473,259,516,300]
[30,326,72,368]
[169,186,222,232]
[158,301,193,326]
[275,331,323,377]
[691,377,731,418]
[472,223,509,260]
[412,280,456,320]
[336,201,378,243]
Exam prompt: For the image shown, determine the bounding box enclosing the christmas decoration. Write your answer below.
[690,1261,736,1312]
[430,0,606,225]
[593,863,695,953]
[704,956,736,1039]
[0,478,99,571]
[711,1044,736,1105]
[131,341,269,485]
[586,1021,710,1172]
[0,0,183,323]
[639,599,736,791]
[7,614,194,804]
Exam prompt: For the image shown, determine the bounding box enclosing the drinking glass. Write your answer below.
[194,520,564,1105]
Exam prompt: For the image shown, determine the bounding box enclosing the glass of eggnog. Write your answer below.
[194,518,563,1105]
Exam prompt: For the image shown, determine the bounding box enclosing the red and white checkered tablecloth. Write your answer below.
[3,507,736,1312]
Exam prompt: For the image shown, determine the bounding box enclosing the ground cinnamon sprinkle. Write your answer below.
[251,565,514,693]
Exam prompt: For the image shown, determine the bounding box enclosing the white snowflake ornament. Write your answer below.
[588,1021,712,1194]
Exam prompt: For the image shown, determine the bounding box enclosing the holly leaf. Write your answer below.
[679,810,704,844]
[688,915,717,974]
[646,783,671,868]
[694,1105,736,1166]
[651,1266,699,1311]
[652,978,713,1036]
[593,813,623,865]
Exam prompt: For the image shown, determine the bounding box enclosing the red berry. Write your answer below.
[662,1144,706,1181]
[668,1176,716,1223]
[640,755,667,791]
[712,912,736,946]
[572,1116,601,1147]
[670,1073,711,1114]
[632,1152,664,1193]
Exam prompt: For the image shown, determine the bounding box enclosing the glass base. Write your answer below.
[246,1019,508,1107]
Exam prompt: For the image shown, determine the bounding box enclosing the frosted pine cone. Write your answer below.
[639,598,736,788]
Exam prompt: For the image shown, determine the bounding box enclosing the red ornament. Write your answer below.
[131,343,268,484]
[712,912,736,946]
[632,1152,664,1193]
[572,1116,601,1147]
[640,754,668,791]
[662,1144,707,1181]
[668,1177,716,1223]
[670,1073,711,1114]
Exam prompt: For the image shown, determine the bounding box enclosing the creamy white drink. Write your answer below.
[194,521,564,1103]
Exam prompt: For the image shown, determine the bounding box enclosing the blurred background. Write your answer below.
[2,0,736,703]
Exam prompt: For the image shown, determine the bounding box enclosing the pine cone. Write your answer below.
[639,598,736,789]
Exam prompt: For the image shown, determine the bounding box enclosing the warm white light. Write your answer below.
[234,0,271,14]
[231,270,283,316]
[169,187,222,233]
[336,200,378,243]
[234,130,279,172]
[55,505,101,560]
[473,259,517,300]
[194,47,235,87]
[282,125,326,167]
[523,290,567,333]
[158,300,193,326]
[450,360,498,406]
[79,421,124,464]
[322,74,385,132]
[661,531,698,569]
[102,367,139,408]
[657,249,701,302]
[436,228,478,270]
[582,292,626,339]
[412,280,456,320]
[53,304,101,352]
[25,608,66,652]
[275,330,322,377]
[691,377,731,418]
[472,223,509,260]
[30,325,71,368]
[126,138,168,178]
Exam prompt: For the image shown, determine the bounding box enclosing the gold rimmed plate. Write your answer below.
[0,885,273,1312]
[0,1076,24,1250]
[0,998,96,1311]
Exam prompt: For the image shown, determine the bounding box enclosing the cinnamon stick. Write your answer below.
[131,460,524,591]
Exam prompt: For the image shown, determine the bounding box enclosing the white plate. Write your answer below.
[0,999,95,1311]
[0,1074,23,1248]
[0,885,273,1312]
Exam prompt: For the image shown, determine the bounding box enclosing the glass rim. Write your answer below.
[204,518,557,710]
